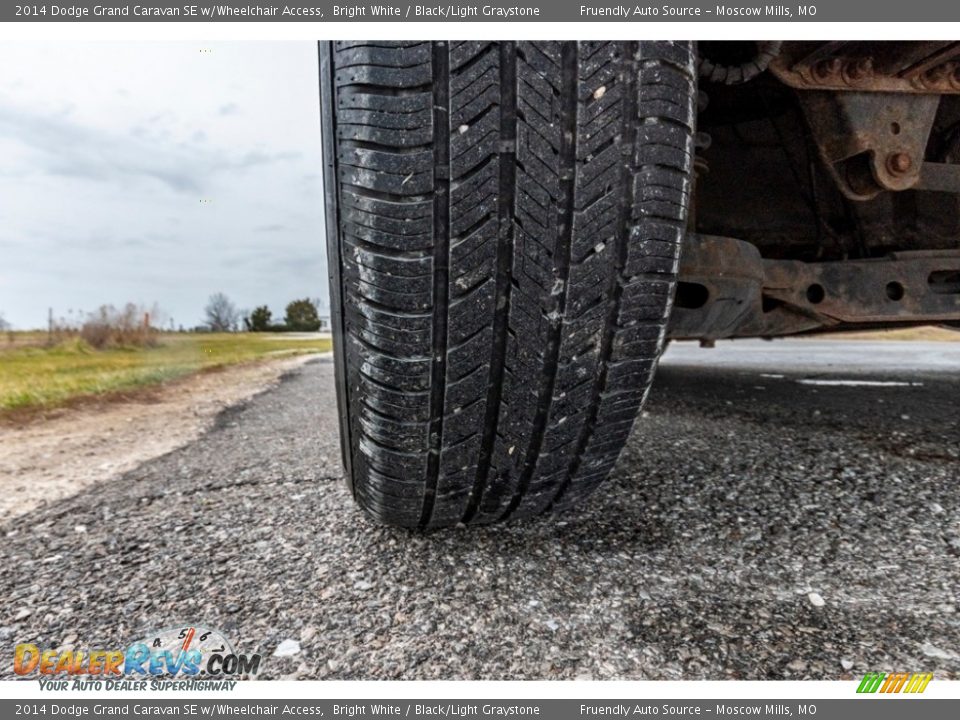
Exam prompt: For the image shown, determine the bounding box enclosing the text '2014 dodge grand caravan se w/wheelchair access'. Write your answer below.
[319,40,960,528]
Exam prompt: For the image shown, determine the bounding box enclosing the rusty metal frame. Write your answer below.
[766,42,960,200]
[769,41,960,94]
[669,236,960,340]
[761,250,960,324]
[671,235,765,339]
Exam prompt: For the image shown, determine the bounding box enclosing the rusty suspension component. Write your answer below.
[764,42,960,201]
[769,41,960,95]
[797,91,940,200]
[669,235,960,341]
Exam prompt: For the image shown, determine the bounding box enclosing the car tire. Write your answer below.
[320,40,696,528]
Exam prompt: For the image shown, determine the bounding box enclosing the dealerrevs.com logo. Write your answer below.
[856,672,934,694]
[14,625,261,689]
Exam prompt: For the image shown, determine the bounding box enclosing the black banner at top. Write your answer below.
[4,1,960,22]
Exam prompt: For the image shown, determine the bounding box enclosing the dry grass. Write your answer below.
[2,330,51,349]
[0,332,331,413]
[810,326,960,342]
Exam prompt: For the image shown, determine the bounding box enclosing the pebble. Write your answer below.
[273,640,301,657]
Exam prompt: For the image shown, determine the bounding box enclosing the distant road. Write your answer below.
[663,338,960,375]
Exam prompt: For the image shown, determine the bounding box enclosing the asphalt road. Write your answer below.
[1,340,958,680]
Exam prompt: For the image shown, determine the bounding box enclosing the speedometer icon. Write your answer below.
[127,624,240,677]
[140,625,235,658]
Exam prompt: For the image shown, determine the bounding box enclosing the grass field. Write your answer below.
[0,333,331,412]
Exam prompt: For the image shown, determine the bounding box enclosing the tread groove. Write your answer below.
[462,41,517,524]
[420,43,451,528]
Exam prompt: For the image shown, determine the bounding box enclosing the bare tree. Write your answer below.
[205,292,240,332]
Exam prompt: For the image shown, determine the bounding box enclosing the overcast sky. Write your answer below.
[0,42,327,330]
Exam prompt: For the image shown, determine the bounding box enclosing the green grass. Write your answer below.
[0,333,331,412]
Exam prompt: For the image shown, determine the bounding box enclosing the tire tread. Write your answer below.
[328,40,695,527]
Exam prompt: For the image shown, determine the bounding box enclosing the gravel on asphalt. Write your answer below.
[1,345,958,680]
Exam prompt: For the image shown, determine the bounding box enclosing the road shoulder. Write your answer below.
[0,353,327,522]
